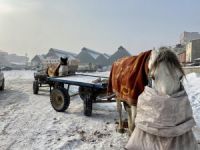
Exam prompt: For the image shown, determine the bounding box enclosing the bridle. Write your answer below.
[147,70,155,88]
[147,62,184,89]
[146,54,155,88]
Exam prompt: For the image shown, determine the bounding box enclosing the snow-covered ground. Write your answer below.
[0,70,199,150]
[183,73,200,142]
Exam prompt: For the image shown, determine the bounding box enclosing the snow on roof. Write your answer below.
[50,48,77,59]
[38,55,45,60]
[10,62,26,65]
[51,48,76,56]
[56,53,76,59]
[194,58,200,61]
[82,47,103,59]
[89,52,99,59]
[31,55,45,61]
[103,53,110,59]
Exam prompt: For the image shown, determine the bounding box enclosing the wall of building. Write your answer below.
[178,52,186,63]
[96,55,109,67]
[77,50,96,64]
[186,42,192,62]
[180,31,200,44]
[192,39,200,61]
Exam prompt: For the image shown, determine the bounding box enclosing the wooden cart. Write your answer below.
[47,74,115,116]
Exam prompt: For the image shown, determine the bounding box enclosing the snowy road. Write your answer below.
[0,71,128,150]
[0,71,200,150]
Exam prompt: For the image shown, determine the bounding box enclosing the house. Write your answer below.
[0,50,10,67]
[108,46,131,65]
[180,31,200,45]
[0,50,29,69]
[76,47,111,71]
[46,48,77,59]
[7,54,28,65]
[173,44,186,54]
[77,47,100,64]
[96,53,110,67]
[177,51,186,64]
[77,47,109,66]
[31,55,46,67]
[186,39,200,62]
[173,44,186,64]
[45,48,78,64]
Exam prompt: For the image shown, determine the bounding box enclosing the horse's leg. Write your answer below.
[131,105,137,131]
[124,104,133,136]
[116,99,125,133]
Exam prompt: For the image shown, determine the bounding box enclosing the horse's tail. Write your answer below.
[107,64,114,94]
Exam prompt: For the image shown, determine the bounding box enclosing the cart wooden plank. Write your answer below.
[48,74,108,89]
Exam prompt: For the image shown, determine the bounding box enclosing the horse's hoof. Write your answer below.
[116,128,125,133]
[123,120,128,128]
[128,132,132,137]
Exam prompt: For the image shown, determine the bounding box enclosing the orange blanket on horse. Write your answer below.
[107,50,152,106]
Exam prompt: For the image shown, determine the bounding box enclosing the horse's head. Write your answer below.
[60,57,68,65]
[59,57,69,76]
[148,47,185,95]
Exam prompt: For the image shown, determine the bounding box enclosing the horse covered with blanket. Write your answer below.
[108,50,151,133]
[108,47,198,149]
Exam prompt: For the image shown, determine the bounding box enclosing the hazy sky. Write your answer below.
[0,0,200,59]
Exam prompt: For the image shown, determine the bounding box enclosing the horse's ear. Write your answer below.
[148,50,159,72]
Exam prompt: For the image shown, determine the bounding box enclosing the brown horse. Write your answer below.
[46,57,69,77]
[108,50,152,134]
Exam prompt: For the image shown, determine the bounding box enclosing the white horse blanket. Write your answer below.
[126,86,198,150]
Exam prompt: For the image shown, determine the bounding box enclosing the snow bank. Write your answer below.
[3,70,35,80]
[184,73,200,126]
[183,73,200,141]
[1,70,200,149]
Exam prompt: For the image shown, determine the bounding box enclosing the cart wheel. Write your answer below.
[83,95,93,116]
[33,80,39,94]
[79,87,91,101]
[50,87,70,112]
[0,79,5,91]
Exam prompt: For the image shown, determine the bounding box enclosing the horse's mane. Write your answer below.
[152,47,185,79]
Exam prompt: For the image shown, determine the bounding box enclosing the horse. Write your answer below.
[108,47,186,135]
[108,50,152,134]
[125,47,198,149]
[148,47,184,95]
[46,57,69,77]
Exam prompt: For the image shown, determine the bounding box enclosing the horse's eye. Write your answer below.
[150,74,155,80]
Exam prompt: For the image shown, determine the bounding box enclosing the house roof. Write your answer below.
[103,53,110,59]
[81,47,103,59]
[31,55,45,61]
[49,48,77,59]
[108,46,131,64]
[38,55,46,60]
